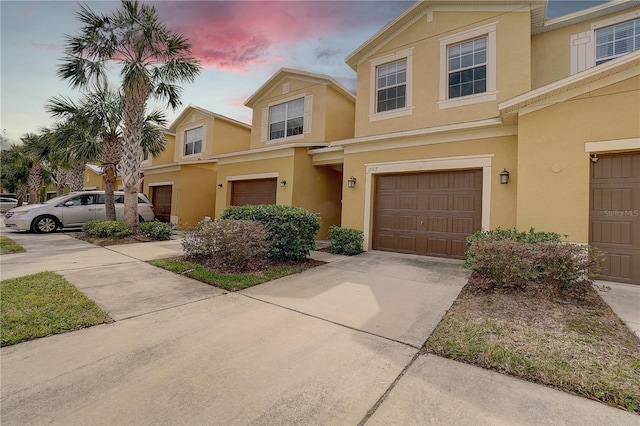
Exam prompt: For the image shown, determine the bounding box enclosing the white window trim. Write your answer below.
[369,48,414,121]
[262,94,311,144]
[181,124,206,159]
[438,22,498,109]
[571,9,640,74]
[362,154,493,250]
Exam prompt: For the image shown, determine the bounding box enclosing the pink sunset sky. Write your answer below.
[0,0,604,146]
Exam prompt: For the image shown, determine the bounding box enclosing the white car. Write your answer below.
[4,191,155,233]
[0,197,18,213]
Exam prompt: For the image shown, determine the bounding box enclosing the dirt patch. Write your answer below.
[71,232,155,246]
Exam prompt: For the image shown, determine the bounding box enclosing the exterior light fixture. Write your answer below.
[499,169,510,185]
[347,176,357,188]
[280,180,287,187]
[217,183,223,189]
[590,154,600,163]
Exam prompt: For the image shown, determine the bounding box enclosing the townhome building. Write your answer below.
[317,0,639,284]
[142,105,251,228]
[140,0,638,285]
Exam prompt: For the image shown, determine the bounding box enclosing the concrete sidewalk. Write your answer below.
[1,229,639,425]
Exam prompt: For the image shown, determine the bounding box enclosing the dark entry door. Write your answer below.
[590,152,640,285]
[152,185,172,223]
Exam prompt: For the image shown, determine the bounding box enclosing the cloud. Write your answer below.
[29,41,62,52]
[155,1,411,71]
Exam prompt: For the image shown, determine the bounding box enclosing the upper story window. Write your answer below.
[438,22,497,109]
[184,127,203,156]
[595,18,640,65]
[448,37,487,99]
[376,59,407,112]
[269,98,304,140]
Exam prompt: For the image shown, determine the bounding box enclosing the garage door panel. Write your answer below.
[373,170,482,259]
[377,214,396,230]
[590,152,639,284]
[231,179,276,206]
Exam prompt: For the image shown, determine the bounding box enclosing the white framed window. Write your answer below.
[184,127,203,156]
[269,98,304,140]
[376,59,407,112]
[595,18,640,65]
[447,37,487,99]
[439,22,497,109]
[369,48,413,121]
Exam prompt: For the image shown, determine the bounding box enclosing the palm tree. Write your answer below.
[47,85,167,220]
[21,133,55,204]
[0,144,31,205]
[58,0,200,230]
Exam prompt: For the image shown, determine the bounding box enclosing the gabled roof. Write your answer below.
[345,1,639,70]
[244,68,355,108]
[168,104,250,132]
[499,50,640,122]
[345,0,546,70]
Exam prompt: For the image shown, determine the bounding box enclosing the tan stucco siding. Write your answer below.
[173,111,215,160]
[211,118,251,155]
[531,7,640,89]
[83,170,103,190]
[249,79,328,149]
[325,86,356,142]
[144,169,180,225]
[340,134,518,245]
[144,133,175,167]
[215,155,295,217]
[175,164,217,229]
[354,10,531,138]
[516,75,640,242]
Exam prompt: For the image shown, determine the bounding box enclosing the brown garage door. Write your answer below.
[231,179,277,206]
[373,170,482,259]
[152,185,172,223]
[590,152,640,285]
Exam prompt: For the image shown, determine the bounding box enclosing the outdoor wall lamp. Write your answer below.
[347,176,357,188]
[217,183,223,189]
[499,169,510,185]
[280,180,287,187]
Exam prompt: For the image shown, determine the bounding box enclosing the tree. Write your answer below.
[0,144,31,205]
[58,0,200,230]
[47,84,167,220]
[21,133,54,204]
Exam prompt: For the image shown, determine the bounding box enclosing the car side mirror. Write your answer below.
[64,201,74,207]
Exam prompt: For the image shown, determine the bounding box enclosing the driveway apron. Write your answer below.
[242,251,469,348]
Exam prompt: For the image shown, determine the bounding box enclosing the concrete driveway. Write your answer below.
[1,229,638,425]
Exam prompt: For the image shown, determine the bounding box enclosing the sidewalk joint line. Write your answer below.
[239,293,421,350]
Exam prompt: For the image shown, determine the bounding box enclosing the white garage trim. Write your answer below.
[363,154,494,250]
[584,138,640,153]
[226,172,279,182]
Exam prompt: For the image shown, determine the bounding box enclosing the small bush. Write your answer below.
[466,237,603,291]
[82,220,132,238]
[139,221,174,241]
[221,205,320,261]
[328,226,364,255]
[182,219,270,273]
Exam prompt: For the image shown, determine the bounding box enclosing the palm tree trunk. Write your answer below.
[103,163,117,221]
[17,183,28,207]
[67,160,86,192]
[121,87,148,231]
[55,169,68,196]
[27,162,42,204]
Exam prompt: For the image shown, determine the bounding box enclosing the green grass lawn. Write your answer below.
[1,271,112,346]
[0,235,25,254]
[424,278,640,413]
[150,257,322,292]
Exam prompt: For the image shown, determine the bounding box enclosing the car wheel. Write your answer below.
[32,216,59,233]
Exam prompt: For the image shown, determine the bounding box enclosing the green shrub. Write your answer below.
[82,220,132,238]
[139,221,174,241]
[221,205,320,261]
[465,231,603,290]
[181,219,270,272]
[328,226,364,255]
